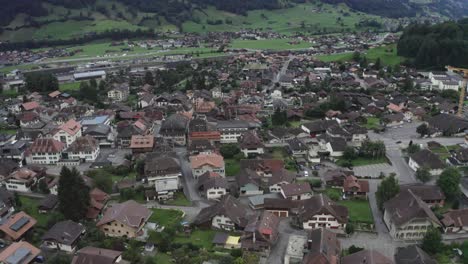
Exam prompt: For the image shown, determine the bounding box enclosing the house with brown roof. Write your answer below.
[5,168,43,193]
[383,189,441,241]
[129,135,154,154]
[190,153,225,179]
[341,249,394,264]
[280,182,313,200]
[26,138,66,165]
[87,188,110,220]
[408,149,446,176]
[66,136,100,162]
[41,220,85,252]
[324,169,354,187]
[0,211,37,241]
[342,175,369,199]
[144,154,182,200]
[72,246,123,264]
[21,101,40,112]
[302,228,341,264]
[442,208,468,234]
[400,184,445,208]
[239,130,264,158]
[241,211,280,252]
[297,194,348,231]
[96,200,152,238]
[194,195,251,231]
[394,245,437,264]
[197,172,229,200]
[51,119,82,147]
[0,241,40,264]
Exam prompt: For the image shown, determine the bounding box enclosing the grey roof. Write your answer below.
[410,149,446,170]
[342,250,394,264]
[217,120,250,129]
[298,194,348,223]
[42,220,84,245]
[144,154,181,177]
[248,193,281,207]
[399,183,445,202]
[395,245,437,264]
[194,195,251,228]
[38,194,58,211]
[72,247,122,264]
[384,189,441,227]
[428,114,468,135]
[83,124,111,136]
[303,228,341,264]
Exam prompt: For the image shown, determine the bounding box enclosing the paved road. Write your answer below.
[175,148,202,203]
[267,219,306,264]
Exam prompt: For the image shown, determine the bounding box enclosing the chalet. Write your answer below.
[302,228,341,264]
[395,245,437,264]
[144,154,182,200]
[280,183,313,201]
[107,83,130,102]
[96,200,152,238]
[190,153,225,179]
[26,138,66,165]
[297,194,348,231]
[42,220,85,252]
[400,184,445,208]
[197,172,228,200]
[241,211,279,252]
[129,135,154,154]
[72,247,123,264]
[51,119,82,147]
[160,114,189,146]
[342,250,394,264]
[238,130,264,158]
[66,136,100,162]
[408,149,445,176]
[5,168,43,192]
[342,175,369,199]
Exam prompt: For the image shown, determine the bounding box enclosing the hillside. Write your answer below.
[0,0,466,43]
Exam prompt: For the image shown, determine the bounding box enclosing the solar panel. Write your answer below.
[5,247,31,264]
[9,217,30,232]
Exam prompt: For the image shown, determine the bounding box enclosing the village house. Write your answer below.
[159,114,189,146]
[217,120,250,144]
[0,241,40,264]
[197,172,229,200]
[241,211,280,252]
[96,200,152,238]
[5,167,43,192]
[383,189,441,241]
[194,195,251,231]
[395,245,437,264]
[144,154,182,200]
[302,228,341,264]
[190,153,225,179]
[51,119,82,147]
[341,250,394,264]
[0,211,37,241]
[342,175,369,199]
[26,138,66,165]
[408,149,446,176]
[41,220,85,252]
[297,194,348,231]
[66,136,100,162]
[107,83,130,102]
[87,188,110,220]
[442,209,468,234]
[129,135,155,154]
[280,182,313,201]
[400,184,445,208]
[238,130,264,158]
[72,246,123,264]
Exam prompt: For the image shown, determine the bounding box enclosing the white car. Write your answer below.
[304,171,309,177]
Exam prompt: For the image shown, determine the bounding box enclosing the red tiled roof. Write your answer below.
[29,138,66,154]
[58,119,81,136]
[21,101,40,111]
[190,153,224,169]
[0,211,37,241]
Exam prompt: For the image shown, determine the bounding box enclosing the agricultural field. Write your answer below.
[183,3,390,35]
[363,44,404,66]
[230,39,312,51]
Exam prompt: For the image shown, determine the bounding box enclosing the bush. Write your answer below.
[345,222,355,234]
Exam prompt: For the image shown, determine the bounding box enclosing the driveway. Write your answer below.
[174,148,202,202]
[267,219,307,264]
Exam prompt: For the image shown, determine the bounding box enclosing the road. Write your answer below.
[267,219,305,264]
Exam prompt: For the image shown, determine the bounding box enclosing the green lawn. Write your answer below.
[363,117,381,130]
[288,120,303,128]
[18,196,51,228]
[154,253,174,264]
[316,52,353,62]
[174,229,217,249]
[0,129,17,135]
[59,82,81,92]
[149,209,184,227]
[323,188,342,201]
[230,39,312,50]
[337,199,374,224]
[225,159,241,176]
[164,192,191,206]
[364,44,404,66]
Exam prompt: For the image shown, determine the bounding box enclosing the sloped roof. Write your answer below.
[72,246,122,264]
[96,200,152,228]
[298,194,348,223]
[42,220,84,245]
[190,153,224,169]
[341,250,393,264]
[194,195,250,228]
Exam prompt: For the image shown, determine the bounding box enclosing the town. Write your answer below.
[0,32,467,264]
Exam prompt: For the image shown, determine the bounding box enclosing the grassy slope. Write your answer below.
[1,1,390,42]
[317,44,404,66]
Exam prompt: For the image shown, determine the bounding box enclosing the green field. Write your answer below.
[183,3,389,35]
[363,117,381,130]
[18,196,51,228]
[174,230,217,249]
[337,156,388,167]
[364,44,404,66]
[59,82,82,92]
[164,192,191,206]
[225,159,241,176]
[1,1,393,42]
[230,39,312,50]
[149,208,184,227]
[316,52,353,62]
[337,199,374,224]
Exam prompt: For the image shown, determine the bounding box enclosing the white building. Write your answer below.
[51,119,82,147]
[5,168,41,192]
[217,120,250,144]
[26,138,66,165]
[66,136,100,162]
[190,153,225,179]
[298,194,348,231]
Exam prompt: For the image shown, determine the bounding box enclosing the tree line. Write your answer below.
[397,19,468,69]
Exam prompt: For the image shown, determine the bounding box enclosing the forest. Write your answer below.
[397,19,468,69]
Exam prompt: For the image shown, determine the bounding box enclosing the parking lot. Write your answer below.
[353,163,395,178]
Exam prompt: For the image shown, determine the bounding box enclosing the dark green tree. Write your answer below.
[220,144,240,159]
[437,167,461,201]
[421,227,442,255]
[144,71,155,85]
[376,174,399,210]
[58,166,90,221]
[38,179,50,194]
[374,57,382,70]
[25,72,59,92]
[416,167,432,183]
[272,108,287,126]
[416,123,429,137]
[406,144,420,154]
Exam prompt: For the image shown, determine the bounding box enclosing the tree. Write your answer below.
[345,222,355,234]
[416,167,432,183]
[343,146,357,160]
[14,192,21,207]
[38,179,50,194]
[93,173,113,193]
[401,75,414,92]
[272,108,287,126]
[304,76,312,90]
[437,167,461,201]
[416,123,429,137]
[376,174,399,210]
[144,71,155,85]
[220,144,240,159]
[24,72,59,92]
[58,166,90,221]
[406,144,420,154]
[421,227,442,255]
[348,245,364,254]
[374,57,382,70]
